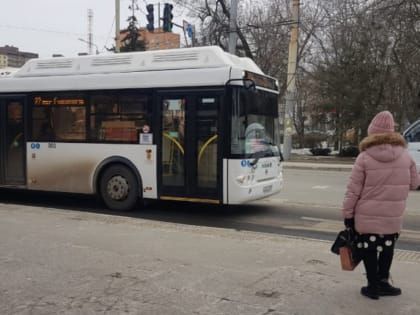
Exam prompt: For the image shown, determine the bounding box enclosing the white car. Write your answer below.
[403,119,420,175]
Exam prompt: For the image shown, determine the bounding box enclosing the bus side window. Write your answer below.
[32,95,86,142]
[89,92,150,143]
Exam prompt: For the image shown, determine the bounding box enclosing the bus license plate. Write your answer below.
[263,185,272,193]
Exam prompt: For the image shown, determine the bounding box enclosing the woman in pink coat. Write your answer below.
[342,111,420,300]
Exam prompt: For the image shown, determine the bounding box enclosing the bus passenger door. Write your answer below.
[0,97,26,185]
[158,93,220,202]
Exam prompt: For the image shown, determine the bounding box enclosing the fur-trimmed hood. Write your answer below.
[359,132,407,163]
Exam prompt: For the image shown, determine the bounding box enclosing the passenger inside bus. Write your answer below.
[7,103,23,150]
[245,122,266,154]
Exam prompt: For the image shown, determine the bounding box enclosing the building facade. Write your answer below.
[0,54,7,68]
[118,28,180,51]
[0,45,38,68]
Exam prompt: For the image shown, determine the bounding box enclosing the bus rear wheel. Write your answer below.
[99,164,139,211]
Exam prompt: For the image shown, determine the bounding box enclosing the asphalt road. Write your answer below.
[1,168,420,251]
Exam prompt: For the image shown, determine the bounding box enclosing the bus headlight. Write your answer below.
[236,175,246,184]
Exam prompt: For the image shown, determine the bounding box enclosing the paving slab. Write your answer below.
[0,205,419,315]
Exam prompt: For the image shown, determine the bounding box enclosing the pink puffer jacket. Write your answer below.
[342,133,420,234]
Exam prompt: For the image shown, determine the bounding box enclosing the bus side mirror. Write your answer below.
[243,79,256,91]
[279,151,284,161]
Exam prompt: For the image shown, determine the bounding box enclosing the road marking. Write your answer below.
[311,185,329,189]
[302,217,420,235]
[395,250,420,263]
[301,216,340,223]
[406,212,420,216]
[300,217,420,254]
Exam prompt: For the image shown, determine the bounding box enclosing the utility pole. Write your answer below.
[115,0,121,53]
[282,0,299,160]
[228,0,238,54]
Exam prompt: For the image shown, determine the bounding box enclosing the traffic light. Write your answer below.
[146,4,154,32]
[163,3,173,32]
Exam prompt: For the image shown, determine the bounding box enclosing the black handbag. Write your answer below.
[331,228,362,270]
[331,229,352,255]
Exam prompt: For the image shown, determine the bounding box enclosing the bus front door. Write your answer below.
[159,93,220,203]
[0,97,26,186]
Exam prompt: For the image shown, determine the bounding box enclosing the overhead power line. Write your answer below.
[0,24,108,40]
[247,20,296,29]
[0,24,84,37]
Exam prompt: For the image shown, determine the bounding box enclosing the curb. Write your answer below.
[283,161,353,172]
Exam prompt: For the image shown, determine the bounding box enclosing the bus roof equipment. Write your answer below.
[10,46,263,78]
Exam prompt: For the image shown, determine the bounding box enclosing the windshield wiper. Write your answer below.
[249,141,283,166]
[249,150,272,166]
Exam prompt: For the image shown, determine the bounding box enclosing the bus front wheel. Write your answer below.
[99,164,139,211]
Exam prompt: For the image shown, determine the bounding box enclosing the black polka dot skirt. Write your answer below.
[355,233,399,253]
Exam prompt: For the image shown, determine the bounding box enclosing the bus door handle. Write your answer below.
[198,134,218,163]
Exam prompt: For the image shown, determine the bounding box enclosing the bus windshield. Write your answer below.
[230,87,280,158]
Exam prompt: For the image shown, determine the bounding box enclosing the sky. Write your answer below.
[0,0,187,58]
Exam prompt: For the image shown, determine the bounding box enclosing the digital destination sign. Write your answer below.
[244,71,278,91]
[34,96,85,106]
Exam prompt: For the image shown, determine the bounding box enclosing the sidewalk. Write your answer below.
[283,154,355,172]
[1,206,420,315]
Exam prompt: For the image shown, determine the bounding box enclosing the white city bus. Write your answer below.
[0,46,283,211]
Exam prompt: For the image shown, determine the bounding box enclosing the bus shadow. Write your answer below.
[140,200,275,229]
[1,188,359,246]
[0,188,275,230]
